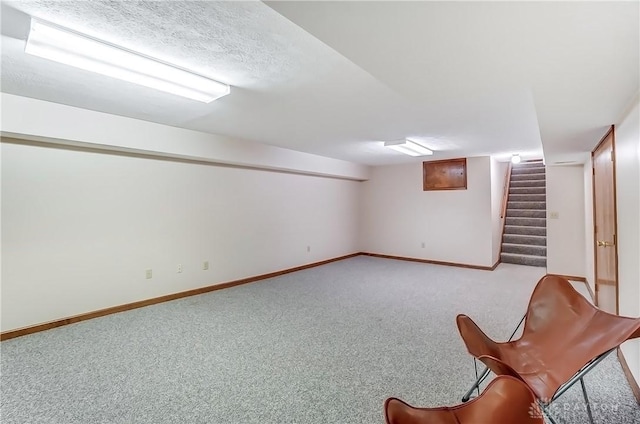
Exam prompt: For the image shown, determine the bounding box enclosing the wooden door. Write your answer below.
[592,127,618,314]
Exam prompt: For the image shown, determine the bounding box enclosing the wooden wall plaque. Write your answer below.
[423,158,467,191]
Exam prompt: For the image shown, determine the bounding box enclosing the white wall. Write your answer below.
[1,140,362,332]
[359,157,495,267]
[546,165,586,277]
[490,158,508,264]
[615,97,640,384]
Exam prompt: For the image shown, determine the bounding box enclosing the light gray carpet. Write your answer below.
[1,257,638,423]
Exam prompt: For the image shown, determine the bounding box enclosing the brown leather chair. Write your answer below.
[457,274,640,424]
[384,375,543,424]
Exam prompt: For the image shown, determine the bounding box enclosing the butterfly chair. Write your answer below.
[384,375,543,424]
[457,275,640,424]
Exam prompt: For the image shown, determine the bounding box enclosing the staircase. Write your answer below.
[500,160,547,267]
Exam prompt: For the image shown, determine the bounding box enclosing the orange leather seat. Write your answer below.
[384,376,543,424]
[457,275,640,406]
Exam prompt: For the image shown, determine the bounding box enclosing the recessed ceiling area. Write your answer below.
[1,1,638,166]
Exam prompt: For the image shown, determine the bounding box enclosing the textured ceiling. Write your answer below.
[267,1,639,164]
[1,1,638,166]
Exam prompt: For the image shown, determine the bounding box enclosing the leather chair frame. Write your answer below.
[463,336,615,424]
[457,275,640,424]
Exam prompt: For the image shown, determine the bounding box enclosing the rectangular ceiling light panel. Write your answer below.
[25,19,230,103]
[384,139,434,157]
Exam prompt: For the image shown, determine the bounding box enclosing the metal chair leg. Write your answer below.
[461,366,491,402]
[580,377,594,424]
[461,314,526,402]
[540,400,560,424]
[473,358,480,398]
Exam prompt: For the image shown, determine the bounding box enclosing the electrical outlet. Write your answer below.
[203,261,209,270]
[177,264,183,273]
[145,269,152,279]
[307,246,311,252]
[550,211,560,219]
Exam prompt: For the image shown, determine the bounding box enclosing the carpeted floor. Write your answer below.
[1,256,638,423]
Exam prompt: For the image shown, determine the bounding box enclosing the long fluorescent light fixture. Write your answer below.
[384,139,433,157]
[25,19,230,103]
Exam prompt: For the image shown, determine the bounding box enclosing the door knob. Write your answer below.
[597,240,614,247]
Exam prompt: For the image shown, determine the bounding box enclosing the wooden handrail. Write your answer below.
[500,162,513,219]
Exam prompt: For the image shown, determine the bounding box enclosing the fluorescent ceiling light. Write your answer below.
[511,154,522,164]
[25,19,230,103]
[384,139,433,157]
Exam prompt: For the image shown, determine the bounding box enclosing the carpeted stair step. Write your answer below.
[506,209,546,218]
[513,161,544,169]
[510,173,546,181]
[505,217,546,227]
[510,180,546,188]
[508,194,546,202]
[500,161,547,267]
[509,187,546,195]
[511,167,546,175]
[502,243,547,256]
[504,225,547,236]
[501,252,547,267]
[507,201,546,210]
[503,234,547,246]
